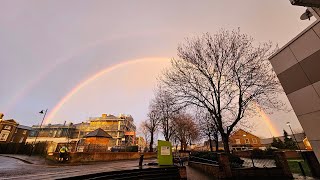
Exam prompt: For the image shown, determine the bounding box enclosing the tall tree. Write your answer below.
[142,106,160,152]
[271,137,285,149]
[162,29,282,153]
[196,108,219,152]
[283,130,298,150]
[171,113,199,151]
[152,86,181,141]
[138,121,150,152]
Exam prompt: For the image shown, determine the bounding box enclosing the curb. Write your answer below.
[0,154,33,164]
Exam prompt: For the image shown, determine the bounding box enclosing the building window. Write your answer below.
[235,139,241,144]
[4,125,11,130]
[252,138,257,144]
[0,130,10,141]
[23,130,27,135]
[245,138,250,144]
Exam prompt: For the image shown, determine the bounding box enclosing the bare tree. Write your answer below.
[139,121,150,152]
[142,106,160,152]
[196,108,219,151]
[171,113,199,151]
[152,86,181,141]
[162,29,282,153]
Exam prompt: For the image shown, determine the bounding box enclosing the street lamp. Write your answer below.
[287,122,306,176]
[31,109,48,155]
[286,122,305,156]
[286,122,300,149]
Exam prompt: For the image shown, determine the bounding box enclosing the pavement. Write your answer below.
[0,154,47,165]
[186,166,212,180]
[0,155,160,179]
[0,154,318,180]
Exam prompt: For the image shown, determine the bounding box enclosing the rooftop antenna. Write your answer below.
[300,9,313,20]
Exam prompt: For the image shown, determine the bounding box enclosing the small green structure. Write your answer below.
[157,140,173,166]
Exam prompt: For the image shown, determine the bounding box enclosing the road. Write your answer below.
[0,156,158,179]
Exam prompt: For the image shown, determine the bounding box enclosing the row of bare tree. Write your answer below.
[140,87,199,152]
[141,29,283,153]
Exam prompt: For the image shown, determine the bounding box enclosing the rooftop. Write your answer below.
[84,128,113,138]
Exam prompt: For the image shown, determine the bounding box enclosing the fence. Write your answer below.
[74,144,138,153]
[240,155,277,168]
[189,156,219,165]
[173,152,189,166]
[0,142,50,156]
[188,151,293,179]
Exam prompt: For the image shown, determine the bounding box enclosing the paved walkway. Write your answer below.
[0,155,159,179]
[0,154,47,165]
[1,154,318,180]
[186,166,212,180]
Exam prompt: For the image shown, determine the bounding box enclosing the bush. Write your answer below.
[251,149,264,157]
[111,146,138,152]
[126,146,138,152]
[228,154,244,168]
[251,148,277,158]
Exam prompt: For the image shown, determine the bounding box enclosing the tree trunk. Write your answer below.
[149,132,154,152]
[208,136,213,152]
[214,132,219,152]
[165,119,169,141]
[221,133,230,154]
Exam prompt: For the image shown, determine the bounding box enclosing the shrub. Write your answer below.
[228,154,244,168]
[251,149,264,157]
[111,146,138,152]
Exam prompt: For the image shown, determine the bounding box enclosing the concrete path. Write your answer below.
[0,155,159,179]
[186,166,212,180]
[3,155,314,180]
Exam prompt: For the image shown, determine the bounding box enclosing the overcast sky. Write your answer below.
[0,0,315,138]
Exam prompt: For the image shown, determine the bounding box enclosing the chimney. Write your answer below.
[102,114,107,118]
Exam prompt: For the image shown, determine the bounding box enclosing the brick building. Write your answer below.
[76,114,136,146]
[229,129,263,151]
[0,118,31,143]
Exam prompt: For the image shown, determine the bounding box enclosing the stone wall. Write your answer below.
[188,161,225,179]
[48,152,157,163]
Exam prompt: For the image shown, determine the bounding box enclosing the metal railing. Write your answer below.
[240,155,277,168]
[189,156,219,165]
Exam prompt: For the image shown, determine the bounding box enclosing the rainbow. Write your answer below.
[45,57,281,138]
[254,103,280,137]
[45,57,170,124]
[4,33,150,114]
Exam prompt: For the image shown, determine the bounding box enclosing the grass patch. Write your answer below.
[287,159,312,177]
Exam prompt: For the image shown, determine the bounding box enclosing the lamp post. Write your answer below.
[286,122,301,151]
[286,122,306,176]
[31,109,48,155]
